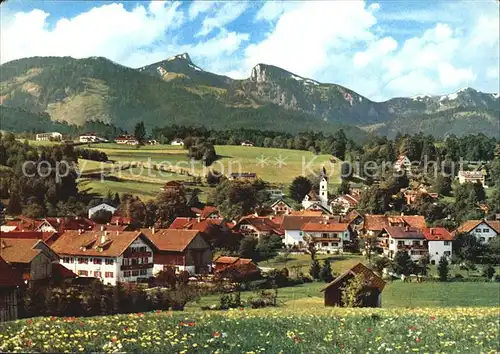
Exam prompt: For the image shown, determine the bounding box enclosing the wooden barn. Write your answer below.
[0,255,22,322]
[321,263,386,308]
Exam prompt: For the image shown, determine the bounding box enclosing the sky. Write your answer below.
[1,0,499,101]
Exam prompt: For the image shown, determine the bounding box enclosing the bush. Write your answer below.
[247,290,278,309]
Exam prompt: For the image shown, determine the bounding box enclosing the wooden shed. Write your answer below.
[321,263,386,308]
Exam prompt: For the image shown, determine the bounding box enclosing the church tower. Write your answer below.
[319,167,328,208]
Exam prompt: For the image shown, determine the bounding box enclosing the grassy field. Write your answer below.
[88,144,339,184]
[78,178,164,201]
[260,253,366,275]
[188,280,500,312]
[75,144,339,200]
[1,307,497,353]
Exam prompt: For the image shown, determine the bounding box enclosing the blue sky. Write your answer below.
[1,0,498,100]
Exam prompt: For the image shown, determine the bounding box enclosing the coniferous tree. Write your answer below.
[319,259,334,282]
[437,256,449,281]
[309,259,321,280]
[134,121,146,145]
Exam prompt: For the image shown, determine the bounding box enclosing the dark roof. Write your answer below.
[281,215,324,230]
[321,263,386,292]
[384,226,425,239]
[230,173,257,178]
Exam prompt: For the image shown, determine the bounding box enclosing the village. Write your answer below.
[1,151,498,322]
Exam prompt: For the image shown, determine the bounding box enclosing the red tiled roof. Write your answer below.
[456,220,500,234]
[110,216,132,225]
[0,231,59,245]
[169,217,191,229]
[322,263,386,292]
[281,215,324,230]
[362,215,388,231]
[302,222,349,232]
[52,263,76,278]
[191,206,219,219]
[214,256,252,265]
[0,238,43,264]
[237,216,283,234]
[5,216,41,231]
[140,229,202,252]
[93,224,129,232]
[289,210,323,216]
[51,231,145,257]
[423,228,454,241]
[363,214,426,231]
[43,217,95,232]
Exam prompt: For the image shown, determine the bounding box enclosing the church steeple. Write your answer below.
[319,166,328,207]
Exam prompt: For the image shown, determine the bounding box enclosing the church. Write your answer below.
[302,169,331,214]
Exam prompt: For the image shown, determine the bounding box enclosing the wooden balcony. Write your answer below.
[120,263,153,271]
[123,251,152,258]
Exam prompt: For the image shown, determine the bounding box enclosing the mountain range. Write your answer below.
[1,53,498,139]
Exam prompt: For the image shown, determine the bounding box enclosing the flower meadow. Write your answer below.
[0,307,498,353]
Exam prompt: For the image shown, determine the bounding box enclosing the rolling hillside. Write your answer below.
[1,54,498,138]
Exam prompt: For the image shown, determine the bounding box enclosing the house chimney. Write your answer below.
[197,217,201,223]
[101,234,107,244]
[78,229,82,235]
[431,228,435,235]
[405,226,409,232]
[400,212,404,216]
[101,225,105,231]
[152,226,155,234]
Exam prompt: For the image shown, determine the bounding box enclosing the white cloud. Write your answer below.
[243,1,377,78]
[196,2,249,37]
[384,70,440,97]
[0,0,498,100]
[188,1,217,20]
[353,37,397,68]
[438,63,476,87]
[368,3,380,12]
[0,2,184,65]
[486,67,499,79]
[255,1,295,22]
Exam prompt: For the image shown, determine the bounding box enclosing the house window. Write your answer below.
[444,251,451,256]
[322,242,329,247]
[142,257,148,264]
[483,228,489,233]
[140,270,147,275]
[63,257,70,263]
[123,258,130,266]
[94,271,102,278]
[132,270,139,276]
[78,270,88,276]
[139,247,147,252]
[332,243,338,247]
[105,272,114,278]
[322,233,328,238]
[398,241,404,246]
[444,241,451,246]
[105,259,113,265]
[475,228,481,233]
[390,240,394,244]
[93,258,102,265]
[78,257,88,264]
[123,271,131,277]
